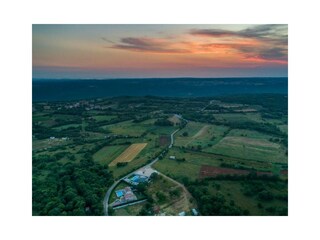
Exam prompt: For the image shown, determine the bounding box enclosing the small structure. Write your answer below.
[112,186,137,207]
[124,167,157,186]
[124,174,148,186]
[178,211,186,216]
[169,156,176,160]
[192,208,198,216]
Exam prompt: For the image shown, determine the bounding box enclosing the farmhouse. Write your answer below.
[112,186,137,207]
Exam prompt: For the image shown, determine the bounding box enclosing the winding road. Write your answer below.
[103,128,181,215]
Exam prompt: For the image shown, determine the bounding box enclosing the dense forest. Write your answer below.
[32,155,113,216]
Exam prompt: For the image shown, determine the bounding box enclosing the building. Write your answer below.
[192,208,198,216]
[169,156,176,160]
[112,186,137,207]
[124,174,149,186]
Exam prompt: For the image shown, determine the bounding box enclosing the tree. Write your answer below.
[135,182,148,193]
[258,190,274,201]
[149,172,158,181]
[169,189,181,198]
[156,191,167,203]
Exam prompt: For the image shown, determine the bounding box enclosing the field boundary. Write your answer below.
[109,143,148,166]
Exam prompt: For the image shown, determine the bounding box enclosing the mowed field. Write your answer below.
[109,143,148,166]
[205,129,287,163]
[212,112,264,123]
[154,146,275,181]
[102,119,176,137]
[175,122,229,149]
[93,145,128,165]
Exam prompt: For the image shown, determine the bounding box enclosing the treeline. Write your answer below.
[33,155,113,216]
[33,123,82,139]
[215,94,288,119]
[133,115,150,123]
[53,107,86,116]
[154,118,174,126]
[215,120,287,139]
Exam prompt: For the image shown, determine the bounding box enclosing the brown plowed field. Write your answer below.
[199,165,273,178]
[199,165,250,178]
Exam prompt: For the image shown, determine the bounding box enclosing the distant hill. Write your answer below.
[32,77,288,102]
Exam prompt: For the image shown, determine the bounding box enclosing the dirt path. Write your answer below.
[193,125,209,138]
[157,172,198,210]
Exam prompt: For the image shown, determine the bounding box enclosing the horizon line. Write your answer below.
[32,76,288,81]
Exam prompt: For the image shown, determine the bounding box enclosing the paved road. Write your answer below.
[103,127,181,216]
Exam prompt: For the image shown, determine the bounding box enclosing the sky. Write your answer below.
[33,24,288,79]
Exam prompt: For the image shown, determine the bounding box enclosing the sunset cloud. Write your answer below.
[33,24,288,78]
[190,24,287,63]
[110,37,191,53]
[108,25,287,64]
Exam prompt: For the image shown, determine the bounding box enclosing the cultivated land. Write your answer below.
[93,145,128,165]
[33,94,288,216]
[109,143,148,166]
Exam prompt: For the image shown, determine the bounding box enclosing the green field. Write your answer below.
[154,145,277,181]
[102,120,151,136]
[53,123,80,130]
[93,145,128,165]
[212,112,264,124]
[92,115,117,122]
[206,129,287,163]
[175,123,229,149]
[109,141,164,179]
[154,147,222,180]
